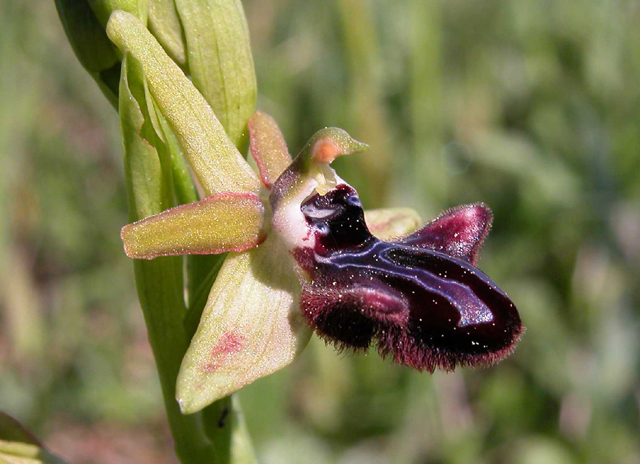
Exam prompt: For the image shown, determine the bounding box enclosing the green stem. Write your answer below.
[120,53,220,463]
[132,260,215,462]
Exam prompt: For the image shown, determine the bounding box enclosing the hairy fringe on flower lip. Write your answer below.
[376,323,525,373]
[300,283,409,351]
[289,185,522,373]
[302,285,524,372]
[308,319,524,372]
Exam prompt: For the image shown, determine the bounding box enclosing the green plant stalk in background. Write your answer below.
[55,1,259,463]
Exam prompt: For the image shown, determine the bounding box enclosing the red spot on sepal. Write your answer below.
[203,332,245,373]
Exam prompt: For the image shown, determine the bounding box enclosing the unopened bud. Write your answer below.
[55,0,148,106]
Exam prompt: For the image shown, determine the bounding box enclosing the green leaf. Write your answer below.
[121,192,266,259]
[177,236,312,413]
[107,10,261,196]
[148,0,188,68]
[0,413,67,464]
[175,0,257,150]
[54,0,120,105]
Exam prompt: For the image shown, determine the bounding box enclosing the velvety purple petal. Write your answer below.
[399,203,492,265]
[300,279,409,349]
[294,185,522,372]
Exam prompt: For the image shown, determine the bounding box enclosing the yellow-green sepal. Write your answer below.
[122,192,266,259]
[107,10,261,196]
[177,236,311,414]
[365,207,422,240]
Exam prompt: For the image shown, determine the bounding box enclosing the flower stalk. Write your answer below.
[119,52,214,462]
[57,2,260,462]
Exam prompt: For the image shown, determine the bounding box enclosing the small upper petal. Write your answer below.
[248,111,292,188]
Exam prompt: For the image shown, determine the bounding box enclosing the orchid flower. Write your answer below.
[122,116,523,413]
[107,11,522,415]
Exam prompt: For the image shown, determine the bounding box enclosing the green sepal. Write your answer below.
[177,236,312,414]
[365,207,422,240]
[121,192,266,259]
[107,11,261,196]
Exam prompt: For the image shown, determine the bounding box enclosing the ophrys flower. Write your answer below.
[122,112,522,413]
[108,11,522,415]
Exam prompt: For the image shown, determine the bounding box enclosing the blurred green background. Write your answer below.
[1,0,639,463]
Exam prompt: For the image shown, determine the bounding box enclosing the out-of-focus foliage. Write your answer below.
[0,0,638,463]
[0,412,67,463]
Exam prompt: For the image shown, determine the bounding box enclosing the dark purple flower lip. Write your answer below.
[294,184,523,372]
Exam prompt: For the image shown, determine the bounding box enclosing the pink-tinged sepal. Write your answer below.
[294,185,522,372]
[121,192,265,259]
[248,112,292,189]
[400,203,493,265]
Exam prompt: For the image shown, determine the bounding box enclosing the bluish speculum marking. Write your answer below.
[295,184,522,371]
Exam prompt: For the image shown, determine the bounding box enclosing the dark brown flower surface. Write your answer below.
[294,184,522,372]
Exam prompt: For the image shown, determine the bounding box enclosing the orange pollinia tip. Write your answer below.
[312,137,342,164]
